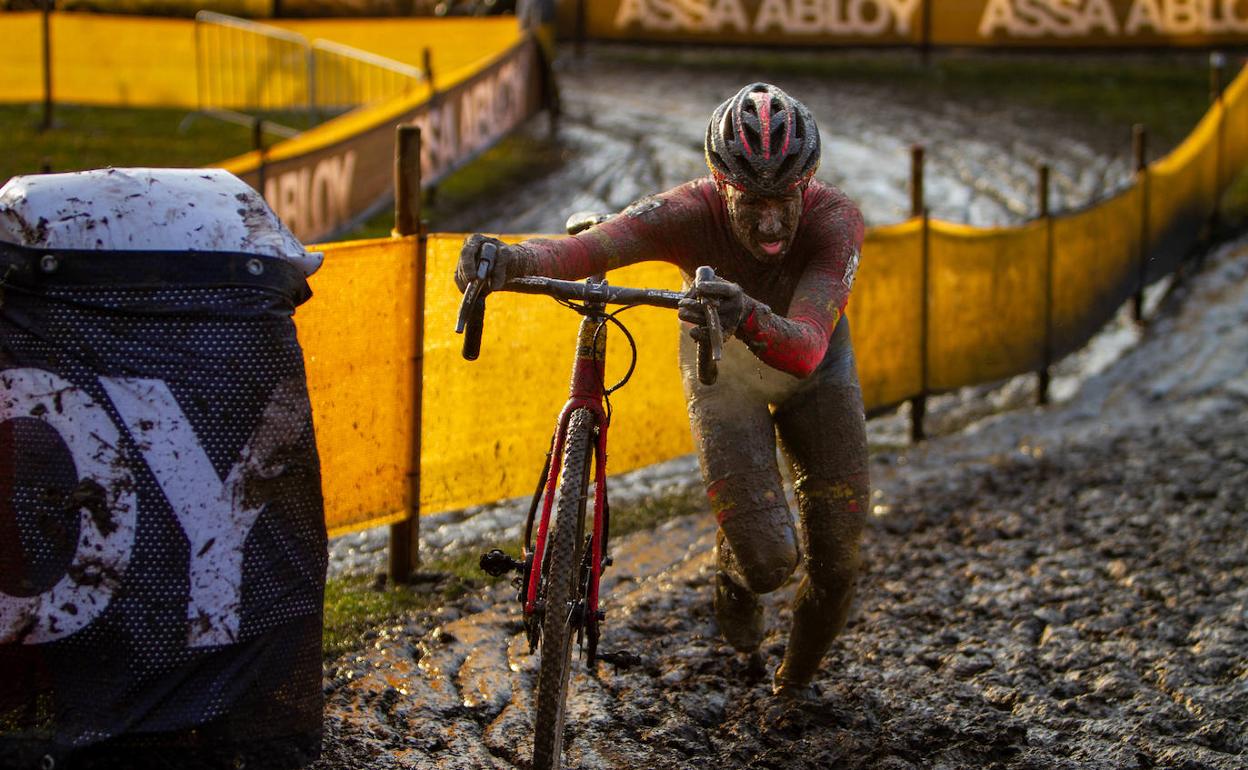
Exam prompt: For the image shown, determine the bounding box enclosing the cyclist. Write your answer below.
[456,82,868,698]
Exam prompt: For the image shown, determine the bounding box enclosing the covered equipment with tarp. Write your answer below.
[0,169,327,769]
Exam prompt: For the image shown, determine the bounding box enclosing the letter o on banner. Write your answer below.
[0,368,138,644]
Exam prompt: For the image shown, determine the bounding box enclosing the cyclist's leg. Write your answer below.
[772,319,870,691]
[680,333,799,652]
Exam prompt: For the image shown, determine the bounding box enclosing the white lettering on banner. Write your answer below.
[263,150,357,242]
[979,0,1119,37]
[615,0,921,36]
[1,370,309,648]
[981,0,1248,37]
[0,369,137,645]
[102,376,311,648]
[414,49,530,183]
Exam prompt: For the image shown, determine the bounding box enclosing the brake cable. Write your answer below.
[550,298,642,427]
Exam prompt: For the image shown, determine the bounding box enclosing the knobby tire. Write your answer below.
[531,408,595,770]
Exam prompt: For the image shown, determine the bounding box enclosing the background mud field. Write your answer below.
[315,51,1247,769]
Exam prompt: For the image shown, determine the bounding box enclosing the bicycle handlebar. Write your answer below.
[456,270,723,385]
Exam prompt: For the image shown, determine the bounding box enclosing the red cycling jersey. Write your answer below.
[512,178,864,378]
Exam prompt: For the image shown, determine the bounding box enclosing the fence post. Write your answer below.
[1132,124,1149,323]
[40,0,53,133]
[1210,51,1227,104]
[1210,51,1227,241]
[576,0,587,59]
[919,0,932,68]
[253,117,267,194]
[390,125,425,585]
[910,144,928,443]
[423,47,439,208]
[1036,163,1052,406]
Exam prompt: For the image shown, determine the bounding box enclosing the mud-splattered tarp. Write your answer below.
[0,242,327,768]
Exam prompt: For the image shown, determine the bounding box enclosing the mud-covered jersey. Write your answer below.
[514,178,865,378]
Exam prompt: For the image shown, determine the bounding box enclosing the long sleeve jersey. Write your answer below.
[513,178,865,378]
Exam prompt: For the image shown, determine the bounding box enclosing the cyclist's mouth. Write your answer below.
[759,240,785,257]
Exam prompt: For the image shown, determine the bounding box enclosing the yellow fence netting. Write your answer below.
[1050,186,1143,358]
[847,220,925,410]
[299,236,417,535]
[927,220,1049,392]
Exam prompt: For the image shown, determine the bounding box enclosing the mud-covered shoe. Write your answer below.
[771,677,819,702]
[714,571,765,653]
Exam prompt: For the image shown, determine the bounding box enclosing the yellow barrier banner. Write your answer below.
[562,0,1248,46]
[927,219,1048,391]
[0,12,198,107]
[1050,186,1143,358]
[849,219,925,411]
[936,0,1248,47]
[420,234,692,516]
[566,0,924,45]
[218,32,546,244]
[0,13,526,108]
[299,236,417,537]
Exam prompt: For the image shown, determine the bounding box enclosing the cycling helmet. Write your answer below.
[705,82,820,196]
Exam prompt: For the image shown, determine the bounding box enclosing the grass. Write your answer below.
[321,487,708,661]
[0,104,265,183]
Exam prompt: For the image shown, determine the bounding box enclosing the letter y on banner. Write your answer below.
[102,376,312,648]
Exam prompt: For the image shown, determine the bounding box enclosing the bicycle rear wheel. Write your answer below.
[531,408,595,770]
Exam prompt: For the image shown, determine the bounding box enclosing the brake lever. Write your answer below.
[693,266,722,385]
[455,242,497,334]
[694,266,724,362]
[703,300,723,362]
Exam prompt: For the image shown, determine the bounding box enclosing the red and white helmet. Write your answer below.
[705,82,821,196]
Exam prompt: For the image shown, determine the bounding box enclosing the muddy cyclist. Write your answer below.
[456,82,868,698]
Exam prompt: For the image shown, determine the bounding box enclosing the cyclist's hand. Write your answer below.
[455,234,518,293]
[679,277,748,338]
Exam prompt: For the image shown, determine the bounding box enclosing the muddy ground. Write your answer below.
[312,52,1247,769]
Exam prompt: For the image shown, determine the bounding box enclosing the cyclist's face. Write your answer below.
[722,184,803,264]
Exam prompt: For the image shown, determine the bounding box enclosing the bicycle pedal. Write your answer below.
[479,548,524,577]
[597,650,642,669]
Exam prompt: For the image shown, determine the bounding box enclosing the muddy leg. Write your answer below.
[772,325,869,691]
[681,336,798,652]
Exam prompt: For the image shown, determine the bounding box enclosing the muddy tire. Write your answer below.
[531,408,595,770]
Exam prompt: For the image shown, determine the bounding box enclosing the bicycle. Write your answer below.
[456,213,724,770]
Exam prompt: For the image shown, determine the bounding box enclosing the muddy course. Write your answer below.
[315,52,1247,769]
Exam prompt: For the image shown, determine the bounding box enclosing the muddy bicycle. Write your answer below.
[456,214,724,770]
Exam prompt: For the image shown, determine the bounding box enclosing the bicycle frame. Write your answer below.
[524,287,611,659]
[463,268,720,669]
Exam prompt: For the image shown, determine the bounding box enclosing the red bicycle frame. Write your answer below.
[524,300,611,638]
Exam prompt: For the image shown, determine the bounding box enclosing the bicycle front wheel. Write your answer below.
[532,407,596,770]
